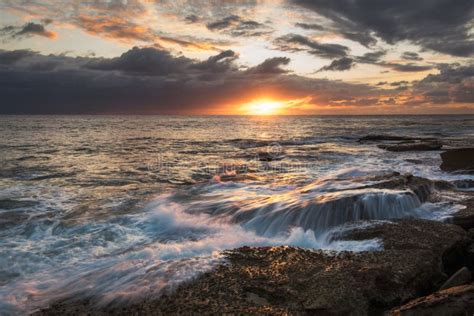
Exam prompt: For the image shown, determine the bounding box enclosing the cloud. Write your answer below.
[292,0,474,56]
[295,23,324,31]
[192,50,238,73]
[0,50,37,64]
[246,57,291,74]
[356,51,387,63]
[401,52,423,61]
[0,47,471,114]
[85,47,193,76]
[0,47,395,114]
[207,15,241,30]
[0,22,57,40]
[74,14,224,51]
[185,15,200,23]
[317,57,354,72]
[15,22,57,39]
[411,63,474,104]
[274,34,350,59]
[353,50,431,72]
[206,15,272,37]
[379,62,432,72]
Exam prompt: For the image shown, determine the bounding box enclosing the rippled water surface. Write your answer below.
[0,115,473,314]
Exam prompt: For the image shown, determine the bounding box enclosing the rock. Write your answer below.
[439,267,471,291]
[35,219,469,315]
[359,135,426,142]
[453,179,474,190]
[466,244,474,272]
[387,284,474,316]
[448,197,474,230]
[378,142,442,152]
[440,148,474,172]
[256,151,284,162]
[367,174,434,203]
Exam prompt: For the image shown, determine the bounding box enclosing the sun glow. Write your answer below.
[241,99,284,115]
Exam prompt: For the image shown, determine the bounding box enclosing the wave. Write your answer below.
[0,192,383,315]
[0,168,465,314]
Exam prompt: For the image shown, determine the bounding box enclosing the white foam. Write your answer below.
[0,194,383,315]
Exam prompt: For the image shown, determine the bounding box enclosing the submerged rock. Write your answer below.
[227,174,435,236]
[378,142,442,152]
[440,148,474,173]
[388,284,474,316]
[256,151,284,162]
[359,135,425,142]
[35,219,469,315]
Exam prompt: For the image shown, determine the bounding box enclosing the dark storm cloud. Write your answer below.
[274,34,349,59]
[0,47,470,114]
[0,49,37,64]
[0,22,56,40]
[0,47,394,114]
[206,15,271,37]
[292,0,474,56]
[193,50,238,73]
[85,47,193,76]
[317,57,354,72]
[85,47,238,76]
[401,52,423,61]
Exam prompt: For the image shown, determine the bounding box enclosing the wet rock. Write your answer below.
[440,148,474,173]
[227,174,434,236]
[448,197,474,230]
[35,219,468,315]
[388,284,474,316]
[466,244,474,272]
[368,174,433,203]
[256,151,284,162]
[359,135,427,142]
[432,180,456,191]
[378,142,442,152]
[453,179,474,190]
[439,267,471,291]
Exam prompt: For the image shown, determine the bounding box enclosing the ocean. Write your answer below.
[0,115,473,314]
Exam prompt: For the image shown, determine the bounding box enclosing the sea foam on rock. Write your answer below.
[35,219,469,315]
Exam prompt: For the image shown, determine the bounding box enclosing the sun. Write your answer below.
[241,100,284,115]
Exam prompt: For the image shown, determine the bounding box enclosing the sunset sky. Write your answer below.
[0,0,473,114]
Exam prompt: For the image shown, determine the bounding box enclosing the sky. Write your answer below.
[0,0,473,115]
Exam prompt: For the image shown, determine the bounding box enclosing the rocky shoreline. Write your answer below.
[35,141,474,315]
